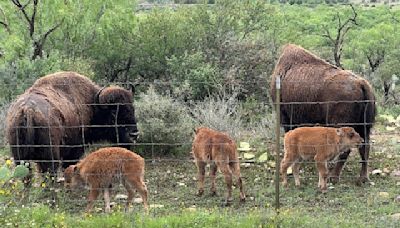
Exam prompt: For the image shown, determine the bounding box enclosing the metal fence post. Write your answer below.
[275,76,281,212]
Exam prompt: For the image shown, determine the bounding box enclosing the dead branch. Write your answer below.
[319,4,358,69]
[11,0,38,37]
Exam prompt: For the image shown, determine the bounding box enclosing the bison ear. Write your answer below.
[336,128,343,136]
[129,83,135,96]
[72,165,79,174]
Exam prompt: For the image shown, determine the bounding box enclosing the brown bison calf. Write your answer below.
[64,147,148,213]
[192,127,245,205]
[280,127,363,192]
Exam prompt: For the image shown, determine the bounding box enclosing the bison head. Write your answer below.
[336,127,364,150]
[91,86,139,147]
[64,165,85,188]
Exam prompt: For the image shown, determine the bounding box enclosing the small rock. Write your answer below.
[241,163,251,168]
[115,194,128,200]
[371,169,382,175]
[390,213,400,220]
[287,167,293,175]
[392,170,400,177]
[395,195,400,203]
[383,168,390,174]
[186,206,196,212]
[378,192,390,198]
[178,182,186,187]
[257,153,269,163]
[57,177,65,183]
[243,152,256,160]
[133,198,143,204]
[149,204,164,208]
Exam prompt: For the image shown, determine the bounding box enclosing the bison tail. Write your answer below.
[360,80,376,139]
[8,108,36,165]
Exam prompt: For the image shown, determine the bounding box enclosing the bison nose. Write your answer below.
[129,131,139,143]
[129,131,139,138]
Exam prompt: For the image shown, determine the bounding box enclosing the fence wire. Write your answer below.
[0,78,399,222]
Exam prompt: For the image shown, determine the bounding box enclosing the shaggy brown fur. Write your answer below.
[281,127,363,192]
[192,127,245,205]
[6,72,138,181]
[270,44,376,184]
[64,147,148,213]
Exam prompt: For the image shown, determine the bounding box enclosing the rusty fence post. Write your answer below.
[275,76,281,212]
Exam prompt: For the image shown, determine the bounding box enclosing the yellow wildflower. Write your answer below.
[5,159,12,166]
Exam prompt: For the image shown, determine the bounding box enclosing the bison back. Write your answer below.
[270,45,376,136]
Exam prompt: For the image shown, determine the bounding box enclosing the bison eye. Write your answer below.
[349,132,354,137]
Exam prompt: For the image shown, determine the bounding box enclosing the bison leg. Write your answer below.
[230,161,245,202]
[122,180,135,211]
[195,160,206,197]
[104,187,111,213]
[315,158,329,192]
[210,162,218,196]
[280,157,293,188]
[217,161,233,206]
[292,162,301,187]
[127,176,148,212]
[329,149,351,184]
[358,143,370,184]
[86,185,100,213]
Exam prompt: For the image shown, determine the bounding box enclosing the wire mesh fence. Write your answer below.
[0,77,399,224]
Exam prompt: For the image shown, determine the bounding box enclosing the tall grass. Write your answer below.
[0,102,9,146]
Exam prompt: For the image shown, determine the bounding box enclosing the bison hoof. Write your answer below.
[196,190,204,197]
[240,197,246,203]
[356,176,370,186]
[329,176,340,184]
[223,199,233,207]
[210,191,217,197]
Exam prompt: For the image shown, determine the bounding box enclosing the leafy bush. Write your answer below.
[135,86,195,156]
[0,54,94,103]
[167,51,220,101]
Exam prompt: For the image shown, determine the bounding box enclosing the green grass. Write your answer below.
[0,126,399,227]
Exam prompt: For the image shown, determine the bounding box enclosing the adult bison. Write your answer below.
[270,44,376,184]
[6,71,139,179]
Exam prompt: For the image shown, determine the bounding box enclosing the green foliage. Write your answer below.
[167,51,220,100]
[2,1,398,105]
[135,86,195,156]
[0,162,29,183]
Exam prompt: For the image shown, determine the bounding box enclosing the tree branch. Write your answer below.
[11,0,36,37]
[319,4,358,68]
[0,6,11,33]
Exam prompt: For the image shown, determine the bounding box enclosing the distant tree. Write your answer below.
[9,0,64,60]
[319,4,358,68]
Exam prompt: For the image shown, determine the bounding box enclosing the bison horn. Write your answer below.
[129,83,136,95]
[94,87,106,104]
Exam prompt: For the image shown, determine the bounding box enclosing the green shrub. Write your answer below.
[167,51,220,101]
[135,86,195,156]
